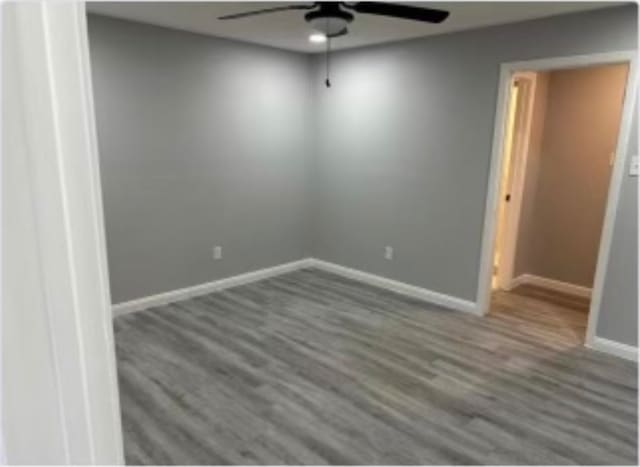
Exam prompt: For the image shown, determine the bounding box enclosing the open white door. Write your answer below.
[493,72,537,290]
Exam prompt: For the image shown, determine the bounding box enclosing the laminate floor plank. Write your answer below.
[114,268,637,465]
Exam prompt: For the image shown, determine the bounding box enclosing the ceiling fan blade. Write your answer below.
[346,2,449,23]
[218,3,316,20]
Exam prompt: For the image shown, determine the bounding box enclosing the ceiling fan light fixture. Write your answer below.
[309,33,327,43]
[308,16,350,36]
[304,5,354,37]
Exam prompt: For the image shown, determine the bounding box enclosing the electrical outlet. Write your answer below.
[384,246,393,260]
[213,246,222,260]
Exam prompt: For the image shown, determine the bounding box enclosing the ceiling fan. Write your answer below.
[219,2,450,38]
[219,2,450,87]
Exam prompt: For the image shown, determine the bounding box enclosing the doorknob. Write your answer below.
[505,194,511,202]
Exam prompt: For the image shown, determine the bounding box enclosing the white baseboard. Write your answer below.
[587,337,638,362]
[112,258,636,362]
[112,258,313,317]
[508,273,592,298]
[112,257,478,317]
[308,259,479,315]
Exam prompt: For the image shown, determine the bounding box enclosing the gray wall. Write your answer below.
[514,65,628,287]
[88,15,314,303]
[597,104,638,346]
[311,6,637,345]
[90,7,637,347]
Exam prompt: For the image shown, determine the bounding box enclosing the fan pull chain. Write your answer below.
[324,16,331,88]
[325,35,331,88]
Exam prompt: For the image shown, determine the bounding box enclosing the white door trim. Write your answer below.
[476,50,638,352]
[496,72,537,289]
[7,3,124,463]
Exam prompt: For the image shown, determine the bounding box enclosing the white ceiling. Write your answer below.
[87,2,623,53]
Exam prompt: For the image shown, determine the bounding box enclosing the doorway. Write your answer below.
[479,53,636,347]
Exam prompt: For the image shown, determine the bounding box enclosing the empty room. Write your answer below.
[3,1,638,465]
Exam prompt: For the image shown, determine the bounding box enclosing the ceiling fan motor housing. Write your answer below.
[305,3,354,37]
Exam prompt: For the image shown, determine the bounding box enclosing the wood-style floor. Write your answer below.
[114,268,637,465]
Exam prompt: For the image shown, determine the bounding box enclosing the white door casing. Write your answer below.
[2,2,123,463]
[477,51,638,354]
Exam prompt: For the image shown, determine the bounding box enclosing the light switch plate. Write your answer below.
[630,155,639,176]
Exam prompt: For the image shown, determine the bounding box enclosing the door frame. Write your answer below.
[495,71,538,290]
[476,50,638,351]
[4,2,124,463]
